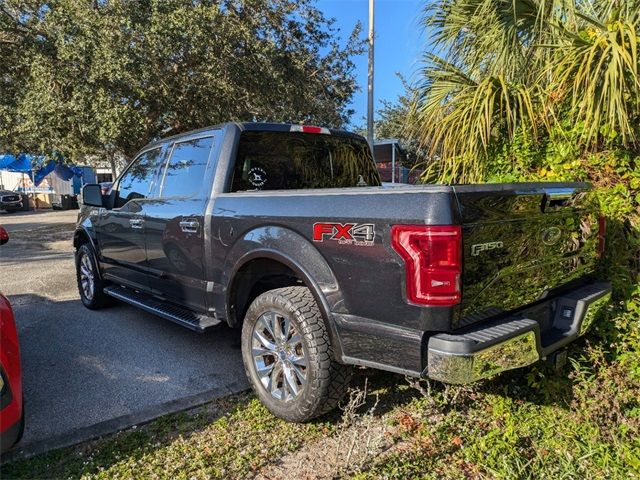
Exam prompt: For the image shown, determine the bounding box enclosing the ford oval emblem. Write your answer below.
[541,226,562,245]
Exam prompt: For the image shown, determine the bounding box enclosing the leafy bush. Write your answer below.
[405,6,639,474]
[408,0,639,396]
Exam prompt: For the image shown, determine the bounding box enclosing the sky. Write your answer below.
[316,0,426,126]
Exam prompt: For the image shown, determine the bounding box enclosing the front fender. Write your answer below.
[73,213,103,279]
[73,209,98,248]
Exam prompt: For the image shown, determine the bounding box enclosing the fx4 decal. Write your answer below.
[313,223,375,246]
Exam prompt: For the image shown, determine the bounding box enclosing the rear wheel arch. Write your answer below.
[227,251,345,362]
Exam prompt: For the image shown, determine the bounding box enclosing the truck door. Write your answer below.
[144,132,219,312]
[97,147,165,290]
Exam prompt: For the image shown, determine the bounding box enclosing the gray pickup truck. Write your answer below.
[75,123,610,421]
[0,189,23,213]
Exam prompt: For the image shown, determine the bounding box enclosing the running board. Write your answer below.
[104,286,221,332]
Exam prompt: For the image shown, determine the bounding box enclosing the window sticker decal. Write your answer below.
[248,167,267,187]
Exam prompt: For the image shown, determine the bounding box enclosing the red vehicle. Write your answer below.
[0,225,23,453]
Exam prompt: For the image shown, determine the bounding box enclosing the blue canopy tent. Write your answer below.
[1,154,87,203]
[54,163,78,181]
[1,154,33,174]
[0,154,18,169]
[32,161,83,186]
[32,161,56,186]
[0,154,33,197]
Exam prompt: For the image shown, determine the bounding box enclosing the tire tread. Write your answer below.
[76,243,113,309]
[242,286,352,422]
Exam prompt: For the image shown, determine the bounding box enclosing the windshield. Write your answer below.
[231,131,381,191]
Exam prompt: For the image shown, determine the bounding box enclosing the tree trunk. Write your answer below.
[108,155,117,181]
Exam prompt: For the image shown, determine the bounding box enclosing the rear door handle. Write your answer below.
[129,218,144,229]
[179,219,199,233]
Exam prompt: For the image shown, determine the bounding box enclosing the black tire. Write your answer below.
[75,243,113,309]
[241,286,352,422]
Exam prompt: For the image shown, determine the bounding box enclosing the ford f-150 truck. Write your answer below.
[75,122,611,422]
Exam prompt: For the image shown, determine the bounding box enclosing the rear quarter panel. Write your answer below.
[207,186,459,373]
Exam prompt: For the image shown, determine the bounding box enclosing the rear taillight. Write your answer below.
[290,125,330,135]
[598,216,606,257]
[391,225,462,306]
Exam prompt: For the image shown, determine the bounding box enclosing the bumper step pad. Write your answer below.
[104,286,220,332]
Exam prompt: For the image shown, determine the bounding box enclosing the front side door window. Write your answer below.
[115,147,165,208]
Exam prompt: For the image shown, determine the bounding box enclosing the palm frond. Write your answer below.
[551,11,640,145]
[407,0,640,183]
[408,52,542,182]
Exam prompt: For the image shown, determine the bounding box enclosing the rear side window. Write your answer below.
[230,131,381,191]
[161,136,214,198]
[115,147,164,208]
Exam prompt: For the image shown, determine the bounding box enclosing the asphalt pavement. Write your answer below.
[0,209,248,461]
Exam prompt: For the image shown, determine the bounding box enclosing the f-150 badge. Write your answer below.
[471,241,504,256]
[313,223,375,246]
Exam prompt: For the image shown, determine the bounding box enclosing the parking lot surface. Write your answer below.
[0,210,248,460]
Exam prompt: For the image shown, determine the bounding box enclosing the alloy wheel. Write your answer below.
[251,311,308,402]
[79,253,95,301]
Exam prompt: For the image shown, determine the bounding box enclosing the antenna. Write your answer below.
[367,0,375,158]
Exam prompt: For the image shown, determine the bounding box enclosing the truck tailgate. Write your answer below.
[453,183,601,327]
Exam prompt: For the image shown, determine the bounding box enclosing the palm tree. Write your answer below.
[407,0,640,183]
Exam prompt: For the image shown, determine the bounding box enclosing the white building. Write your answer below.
[0,169,74,195]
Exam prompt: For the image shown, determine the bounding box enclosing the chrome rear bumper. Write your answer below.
[426,282,611,384]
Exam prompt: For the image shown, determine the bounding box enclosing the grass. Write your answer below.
[2,330,639,479]
[359,378,639,479]
[357,337,640,479]
[1,393,335,479]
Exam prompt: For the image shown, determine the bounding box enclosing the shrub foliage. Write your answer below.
[408,2,639,472]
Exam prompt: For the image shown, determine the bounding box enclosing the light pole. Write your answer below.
[367,0,375,156]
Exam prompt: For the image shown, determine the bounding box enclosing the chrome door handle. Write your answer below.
[90,207,106,217]
[179,219,199,233]
[129,218,144,229]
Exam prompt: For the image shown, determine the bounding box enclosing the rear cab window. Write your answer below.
[230,131,381,192]
[160,136,215,198]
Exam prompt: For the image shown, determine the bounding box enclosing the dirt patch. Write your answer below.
[255,386,396,480]
[8,223,75,251]
[255,422,391,480]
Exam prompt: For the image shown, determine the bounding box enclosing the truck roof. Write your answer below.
[142,122,363,151]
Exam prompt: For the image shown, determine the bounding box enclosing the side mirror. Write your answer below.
[0,226,8,246]
[81,184,104,207]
